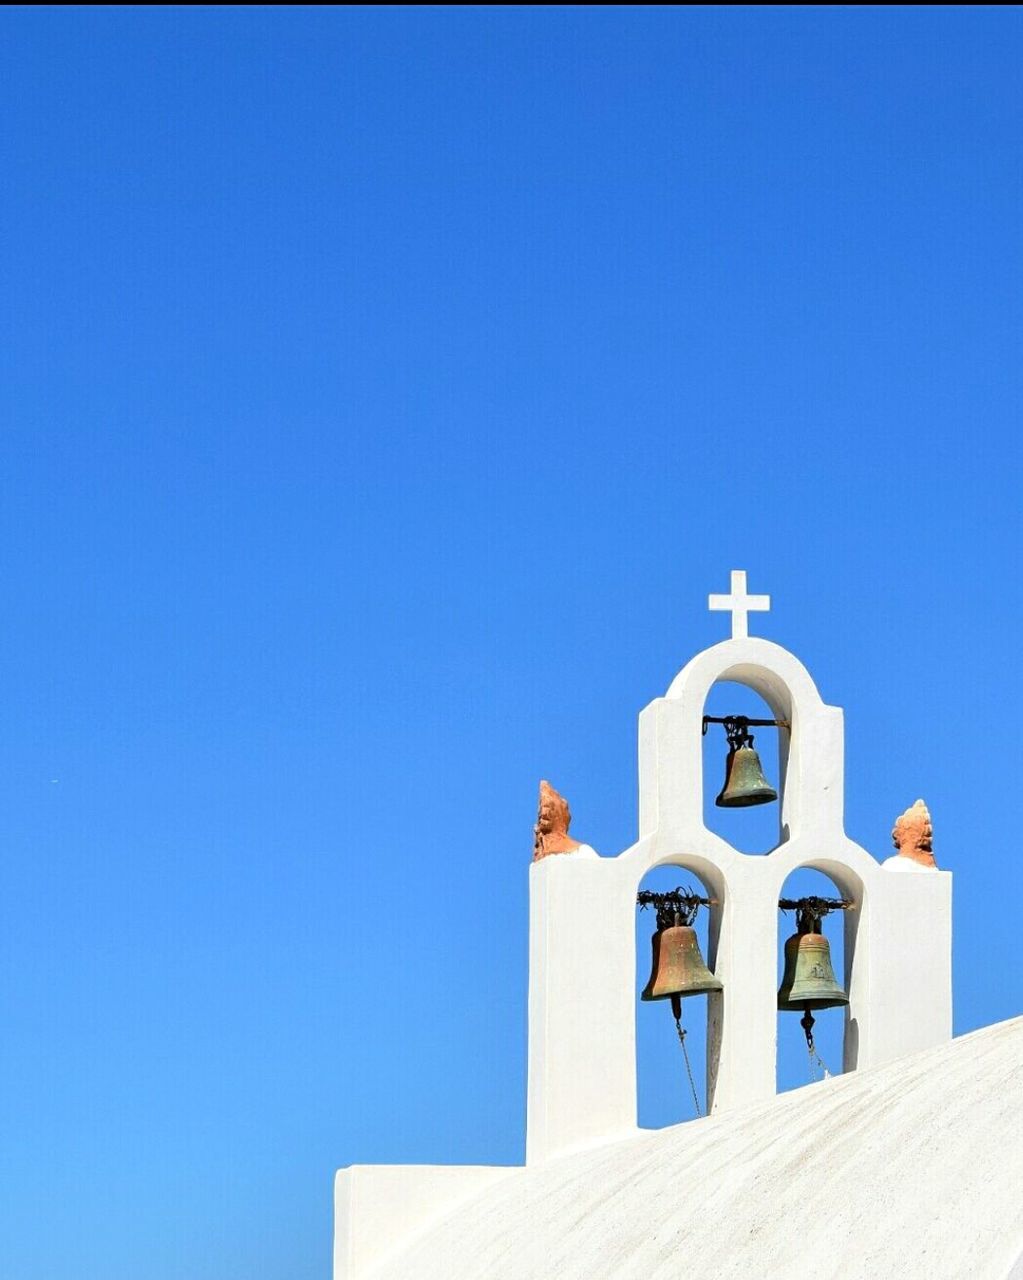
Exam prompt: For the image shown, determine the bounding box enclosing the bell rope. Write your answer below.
[671,993,702,1117]
[800,1007,833,1082]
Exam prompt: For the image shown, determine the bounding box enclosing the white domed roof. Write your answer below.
[370,1018,1023,1280]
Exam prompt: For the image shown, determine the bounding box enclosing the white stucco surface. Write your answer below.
[334,593,966,1279]
[526,635,952,1163]
[365,1017,1023,1280]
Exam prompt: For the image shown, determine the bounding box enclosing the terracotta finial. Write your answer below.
[892,799,937,868]
[533,780,582,861]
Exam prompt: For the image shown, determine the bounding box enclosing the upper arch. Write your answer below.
[665,637,827,718]
[644,636,846,844]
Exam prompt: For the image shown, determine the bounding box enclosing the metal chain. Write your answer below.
[674,1015,702,1117]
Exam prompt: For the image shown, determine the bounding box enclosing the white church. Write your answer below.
[334,572,1023,1279]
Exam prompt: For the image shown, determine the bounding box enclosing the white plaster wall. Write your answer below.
[526,637,953,1163]
[334,1165,516,1279]
[334,632,957,1277]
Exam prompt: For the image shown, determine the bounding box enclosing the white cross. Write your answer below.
[708,570,770,639]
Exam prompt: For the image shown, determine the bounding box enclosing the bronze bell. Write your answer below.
[777,928,848,1011]
[716,742,778,808]
[641,923,723,1001]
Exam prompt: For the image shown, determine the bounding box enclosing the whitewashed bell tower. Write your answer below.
[526,571,952,1162]
[335,573,955,1279]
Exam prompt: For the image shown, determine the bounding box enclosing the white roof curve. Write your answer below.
[371,1017,1023,1280]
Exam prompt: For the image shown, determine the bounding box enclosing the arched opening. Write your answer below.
[775,866,853,1092]
[635,861,722,1129]
[702,680,788,855]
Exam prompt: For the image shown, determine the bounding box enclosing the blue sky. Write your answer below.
[1,7,1022,1278]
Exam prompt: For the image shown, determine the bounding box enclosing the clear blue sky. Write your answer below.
[1,7,1022,1278]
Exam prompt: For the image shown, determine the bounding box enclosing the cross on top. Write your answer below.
[708,569,770,639]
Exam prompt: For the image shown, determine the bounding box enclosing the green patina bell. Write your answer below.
[641,924,723,1001]
[777,928,848,1011]
[716,742,778,808]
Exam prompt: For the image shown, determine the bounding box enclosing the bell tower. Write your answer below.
[526,572,952,1165]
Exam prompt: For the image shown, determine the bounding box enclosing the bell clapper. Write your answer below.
[800,1006,834,1082]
